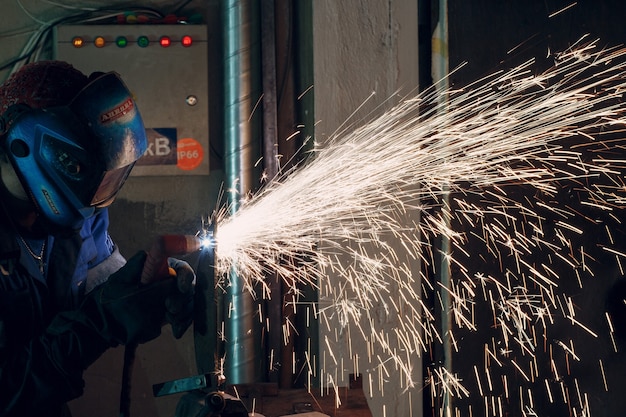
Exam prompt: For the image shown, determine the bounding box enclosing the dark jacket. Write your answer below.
[0,209,125,416]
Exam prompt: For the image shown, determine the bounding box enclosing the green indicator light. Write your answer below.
[137,36,149,48]
[116,36,128,48]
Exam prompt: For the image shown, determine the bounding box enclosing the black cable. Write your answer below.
[0,6,168,73]
[120,343,138,417]
[169,0,194,16]
[0,11,91,72]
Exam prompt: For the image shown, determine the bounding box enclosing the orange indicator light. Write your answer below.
[72,37,84,48]
[94,36,106,48]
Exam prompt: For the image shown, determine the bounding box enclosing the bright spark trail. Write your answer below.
[211,39,626,416]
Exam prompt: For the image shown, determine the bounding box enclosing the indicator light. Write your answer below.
[94,36,106,48]
[181,35,193,47]
[116,36,128,48]
[72,37,84,48]
[159,36,171,47]
[137,35,150,48]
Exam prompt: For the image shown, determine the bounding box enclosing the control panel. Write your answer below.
[55,24,209,176]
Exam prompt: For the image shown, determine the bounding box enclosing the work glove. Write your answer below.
[165,257,196,339]
[42,251,196,395]
[87,251,165,345]
[83,250,196,345]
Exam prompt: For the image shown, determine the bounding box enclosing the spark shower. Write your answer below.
[212,38,626,416]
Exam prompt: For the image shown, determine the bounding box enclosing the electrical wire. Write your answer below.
[0,6,169,77]
[170,0,194,16]
[36,0,99,12]
[0,25,40,40]
[15,0,48,25]
[2,0,202,77]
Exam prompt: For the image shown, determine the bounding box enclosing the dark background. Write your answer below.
[424,1,626,416]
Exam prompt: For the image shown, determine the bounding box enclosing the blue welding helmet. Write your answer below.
[0,71,147,231]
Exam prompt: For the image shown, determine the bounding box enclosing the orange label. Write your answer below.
[176,138,204,171]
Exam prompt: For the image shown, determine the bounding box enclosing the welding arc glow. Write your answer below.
[200,235,214,250]
[212,39,626,415]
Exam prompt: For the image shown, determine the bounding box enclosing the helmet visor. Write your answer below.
[91,163,135,208]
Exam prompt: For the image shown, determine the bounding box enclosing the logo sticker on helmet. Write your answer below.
[100,98,134,124]
[41,189,60,215]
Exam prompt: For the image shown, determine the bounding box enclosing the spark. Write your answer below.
[210,39,626,415]
[599,359,609,391]
[548,2,577,18]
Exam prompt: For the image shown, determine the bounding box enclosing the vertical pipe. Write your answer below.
[273,0,298,389]
[418,2,435,415]
[260,0,283,385]
[418,0,433,92]
[432,0,452,414]
[261,0,279,179]
[292,0,318,389]
[223,0,262,384]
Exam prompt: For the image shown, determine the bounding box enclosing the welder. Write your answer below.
[0,61,195,416]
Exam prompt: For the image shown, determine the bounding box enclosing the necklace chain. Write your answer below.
[18,235,46,273]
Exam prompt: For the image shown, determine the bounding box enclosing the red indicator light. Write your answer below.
[159,36,171,47]
[181,35,193,47]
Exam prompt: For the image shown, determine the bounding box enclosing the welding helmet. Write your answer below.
[0,61,147,231]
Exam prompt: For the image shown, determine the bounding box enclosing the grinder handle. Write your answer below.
[140,235,201,284]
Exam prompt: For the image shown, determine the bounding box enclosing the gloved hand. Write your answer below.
[83,251,171,345]
[77,251,195,346]
[165,257,195,339]
[43,251,196,385]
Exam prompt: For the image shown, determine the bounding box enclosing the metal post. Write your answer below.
[223,0,262,384]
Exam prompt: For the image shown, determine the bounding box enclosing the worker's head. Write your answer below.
[0,61,147,234]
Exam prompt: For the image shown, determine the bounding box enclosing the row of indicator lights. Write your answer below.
[71,35,193,48]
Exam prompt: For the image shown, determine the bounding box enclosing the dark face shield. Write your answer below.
[91,164,135,208]
[0,72,147,230]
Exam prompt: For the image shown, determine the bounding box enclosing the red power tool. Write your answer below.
[140,234,202,284]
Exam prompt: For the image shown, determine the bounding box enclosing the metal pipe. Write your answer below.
[259,0,284,386]
[291,0,318,388]
[223,0,262,384]
[261,0,278,180]
[432,0,452,413]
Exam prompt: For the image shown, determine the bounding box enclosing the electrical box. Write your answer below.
[54,24,209,176]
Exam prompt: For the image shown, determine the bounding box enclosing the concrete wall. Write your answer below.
[312,2,420,417]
